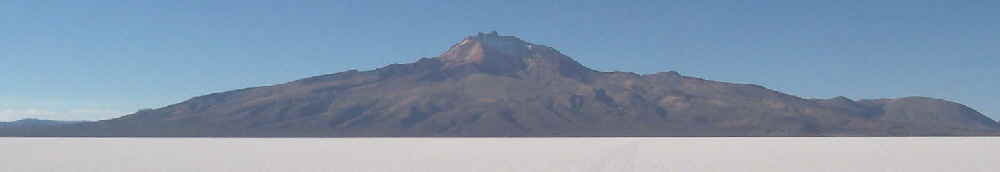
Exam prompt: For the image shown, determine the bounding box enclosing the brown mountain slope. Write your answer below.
[4,32,998,137]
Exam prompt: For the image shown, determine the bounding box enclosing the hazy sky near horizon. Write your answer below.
[1,0,998,121]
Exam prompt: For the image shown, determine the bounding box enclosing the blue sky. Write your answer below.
[1,0,998,121]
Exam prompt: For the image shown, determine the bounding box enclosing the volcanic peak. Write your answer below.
[434,31,593,79]
[440,31,534,64]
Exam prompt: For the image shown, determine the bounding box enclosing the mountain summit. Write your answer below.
[3,32,997,137]
[438,32,594,80]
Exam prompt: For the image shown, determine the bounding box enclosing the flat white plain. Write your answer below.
[1,137,996,172]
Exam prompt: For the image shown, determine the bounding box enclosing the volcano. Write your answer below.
[4,32,998,137]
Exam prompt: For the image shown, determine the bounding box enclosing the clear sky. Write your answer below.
[1,0,998,122]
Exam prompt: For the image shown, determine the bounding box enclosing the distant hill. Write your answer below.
[2,32,997,137]
[0,119,87,128]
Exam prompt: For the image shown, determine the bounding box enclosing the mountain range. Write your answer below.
[2,32,997,137]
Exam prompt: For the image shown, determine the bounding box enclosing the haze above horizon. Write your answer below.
[2,0,998,121]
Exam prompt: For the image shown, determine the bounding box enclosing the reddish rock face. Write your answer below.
[441,31,534,62]
[438,32,594,79]
[4,32,997,137]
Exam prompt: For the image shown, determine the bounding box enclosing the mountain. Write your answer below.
[0,119,87,128]
[3,32,998,137]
